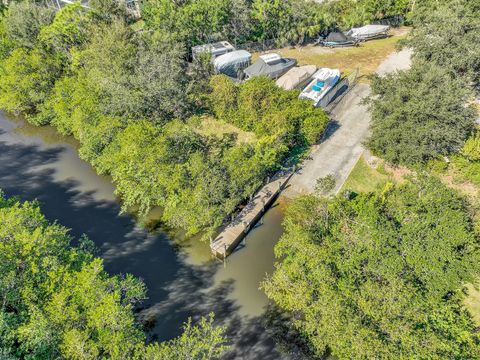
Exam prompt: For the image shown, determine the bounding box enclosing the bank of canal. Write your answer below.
[0,112,297,359]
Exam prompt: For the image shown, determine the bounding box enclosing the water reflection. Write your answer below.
[0,113,300,359]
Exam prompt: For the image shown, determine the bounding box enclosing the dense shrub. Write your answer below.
[0,192,227,359]
[367,64,475,165]
[408,0,480,86]
[264,178,480,358]
[210,75,329,147]
[142,0,413,47]
[462,128,480,161]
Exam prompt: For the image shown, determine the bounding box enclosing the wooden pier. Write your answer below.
[210,170,293,259]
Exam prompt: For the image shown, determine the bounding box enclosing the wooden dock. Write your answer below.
[210,170,293,259]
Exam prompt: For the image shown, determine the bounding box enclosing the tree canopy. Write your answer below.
[366,63,475,165]
[263,178,480,358]
[408,0,480,85]
[0,191,227,359]
[366,0,478,166]
[142,0,414,47]
[0,2,330,235]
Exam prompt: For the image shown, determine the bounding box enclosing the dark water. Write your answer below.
[0,113,299,359]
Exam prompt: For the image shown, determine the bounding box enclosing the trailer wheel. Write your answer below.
[237,69,246,81]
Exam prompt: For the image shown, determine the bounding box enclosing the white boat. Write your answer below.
[299,68,341,107]
[347,25,390,41]
[214,50,252,78]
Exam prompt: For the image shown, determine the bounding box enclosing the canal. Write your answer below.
[0,112,297,359]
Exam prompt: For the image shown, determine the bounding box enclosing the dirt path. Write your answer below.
[284,48,412,197]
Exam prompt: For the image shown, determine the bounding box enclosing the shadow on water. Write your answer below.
[0,114,305,359]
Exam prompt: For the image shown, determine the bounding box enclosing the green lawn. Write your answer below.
[253,27,410,82]
[340,155,391,193]
[191,116,257,144]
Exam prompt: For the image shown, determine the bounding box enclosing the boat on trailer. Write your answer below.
[214,50,252,78]
[299,68,341,107]
[275,65,317,90]
[318,31,358,48]
[243,53,297,80]
[346,25,390,41]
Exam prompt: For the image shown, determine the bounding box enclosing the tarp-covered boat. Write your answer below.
[318,31,357,47]
[192,41,235,59]
[299,68,341,107]
[347,25,390,41]
[243,53,297,80]
[275,65,317,90]
[214,50,252,78]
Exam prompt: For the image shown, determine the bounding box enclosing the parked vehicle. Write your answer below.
[214,50,252,78]
[299,68,341,107]
[317,31,358,48]
[346,25,390,41]
[243,53,297,80]
[191,41,235,59]
[276,65,317,90]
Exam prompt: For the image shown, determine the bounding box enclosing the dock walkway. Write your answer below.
[210,171,293,258]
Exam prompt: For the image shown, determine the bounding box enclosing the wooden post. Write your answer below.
[260,216,264,225]
[223,245,227,268]
[209,236,213,246]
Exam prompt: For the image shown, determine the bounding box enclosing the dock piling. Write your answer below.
[223,245,227,268]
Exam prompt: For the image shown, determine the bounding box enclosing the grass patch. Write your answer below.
[130,19,145,32]
[254,27,410,81]
[341,155,391,193]
[465,283,480,326]
[192,116,257,144]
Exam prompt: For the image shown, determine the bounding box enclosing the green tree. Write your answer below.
[89,0,129,23]
[0,192,227,359]
[367,63,475,165]
[225,0,253,45]
[0,15,14,60]
[251,0,293,43]
[408,0,480,85]
[134,32,189,122]
[141,315,228,360]
[141,0,413,46]
[209,74,239,121]
[0,48,61,116]
[2,2,54,49]
[142,0,232,46]
[263,178,480,359]
[39,3,92,57]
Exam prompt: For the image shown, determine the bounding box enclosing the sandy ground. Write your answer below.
[376,48,412,76]
[284,48,413,197]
